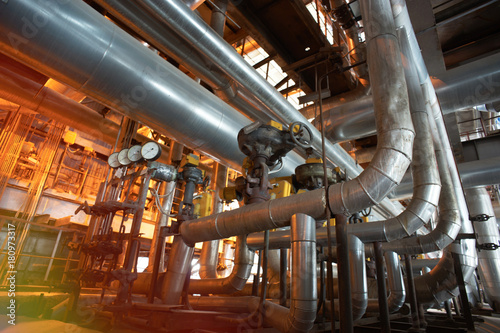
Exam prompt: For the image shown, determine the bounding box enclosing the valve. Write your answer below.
[289,121,313,149]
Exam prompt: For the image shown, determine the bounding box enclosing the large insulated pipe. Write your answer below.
[248,78,439,247]
[0,98,21,112]
[178,0,414,245]
[191,215,318,332]
[0,0,305,176]
[135,0,364,178]
[347,25,441,243]
[392,157,500,200]
[348,235,368,320]
[366,251,405,313]
[133,0,400,221]
[465,187,500,311]
[391,0,472,235]
[188,235,255,294]
[260,213,317,333]
[136,0,408,219]
[160,235,194,304]
[0,53,119,145]
[92,0,270,122]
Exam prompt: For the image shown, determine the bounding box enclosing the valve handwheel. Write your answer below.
[289,121,313,148]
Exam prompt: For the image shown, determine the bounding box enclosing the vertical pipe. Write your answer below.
[44,229,62,281]
[465,187,500,311]
[116,172,152,303]
[374,242,390,332]
[336,214,353,333]
[452,252,475,331]
[161,235,195,304]
[279,248,287,306]
[404,254,420,329]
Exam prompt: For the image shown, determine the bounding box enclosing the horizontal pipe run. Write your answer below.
[0,0,305,176]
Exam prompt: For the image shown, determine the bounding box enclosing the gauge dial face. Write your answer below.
[128,145,143,162]
[118,149,132,166]
[141,141,162,161]
[107,152,121,169]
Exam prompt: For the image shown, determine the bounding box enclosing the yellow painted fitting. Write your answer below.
[269,180,292,200]
[267,120,283,130]
[306,157,323,164]
[193,192,212,217]
[63,131,77,145]
[181,153,200,167]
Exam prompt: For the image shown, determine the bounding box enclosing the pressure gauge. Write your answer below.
[128,145,143,162]
[107,152,121,169]
[118,148,132,166]
[141,141,162,161]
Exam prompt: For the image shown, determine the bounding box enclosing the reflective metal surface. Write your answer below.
[160,235,194,304]
[0,54,119,145]
[189,235,255,294]
[465,187,500,310]
[0,0,303,175]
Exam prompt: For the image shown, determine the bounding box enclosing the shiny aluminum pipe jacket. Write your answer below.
[391,157,500,200]
[366,251,405,313]
[0,98,20,112]
[190,214,317,333]
[325,235,367,320]
[465,187,500,311]
[262,213,317,333]
[92,0,270,122]
[0,0,304,176]
[135,0,363,178]
[248,83,438,247]
[198,240,219,279]
[347,25,440,243]
[179,0,414,245]
[380,146,477,304]
[348,235,368,320]
[188,235,254,295]
[134,0,409,219]
[160,235,194,304]
[0,54,119,145]
[390,0,472,235]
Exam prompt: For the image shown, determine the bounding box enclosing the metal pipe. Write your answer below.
[93,0,271,123]
[346,26,440,243]
[179,0,414,244]
[0,98,20,112]
[191,215,317,332]
[465,187,500,311]
[182,0,205,10]
[135,0,361,177]
[404,254,420,329]
[381,139,461,255]
[198,240,219,279]
[279,248,287,306]
[188,235,255,295]
[263,213,317,333]
[367,251,405,313]
[373,242,391,332]
[134,0,408,219]
[391,157,500,200]
[317,53,500,144]
[348,235,368,321]
[336,214,353,332]
[0,0,305,176]
[248,72,440,246]
[0,54,119,145]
